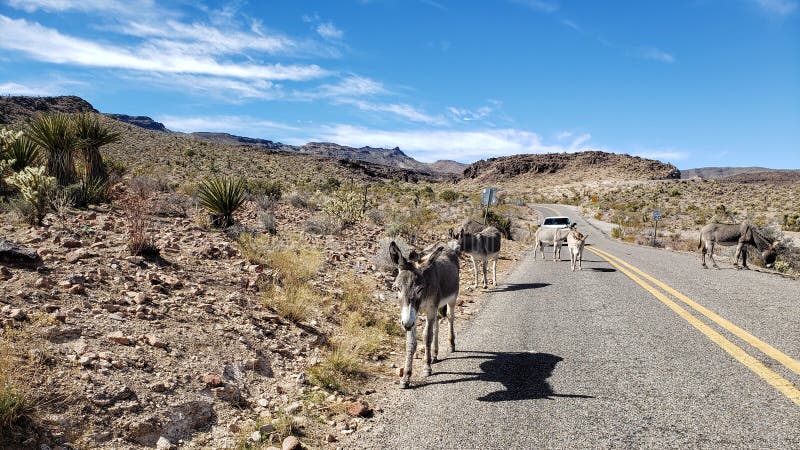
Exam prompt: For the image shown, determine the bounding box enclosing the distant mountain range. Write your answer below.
[681,167,778,179]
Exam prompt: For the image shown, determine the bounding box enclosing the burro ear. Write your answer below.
[389,241,404,266]
[423,246,445,268]
[448,228,455,239]
[408,249,421,263]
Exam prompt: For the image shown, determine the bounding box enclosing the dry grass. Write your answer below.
[262,284,325,323]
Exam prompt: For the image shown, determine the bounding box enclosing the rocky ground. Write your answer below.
[0,190,535,449]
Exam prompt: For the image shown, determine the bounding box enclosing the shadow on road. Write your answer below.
[418,351,594,402]
[587,267,616,273]
[492,283,550,292]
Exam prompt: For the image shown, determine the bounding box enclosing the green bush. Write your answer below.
[27,113,77,186]
[247,179,282,201]
[324,183,368,227]
[73,113,120,181]
[5,136,39,172]
[65,178,110,207]
[0,383,28,430]
[197,176,247,227]
[485,210,513,240]
[439,189,459,202]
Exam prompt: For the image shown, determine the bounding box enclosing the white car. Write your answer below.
[540,216,571,228]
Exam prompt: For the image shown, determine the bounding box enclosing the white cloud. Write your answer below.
[339,100,448,125]
[0,16,329,81]
[561,19,580,30]
[0,79,83,96]
[159,115,301,135]
[8,0,154,14]
[316,22,343,40]
[315,125,590,162]
[448,105,494,121]
[556,131,573,141]
[754,0,798,15]
[641,47,675,63]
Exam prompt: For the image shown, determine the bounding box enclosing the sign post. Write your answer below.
[652,209,662,246]
[481,187,498,225]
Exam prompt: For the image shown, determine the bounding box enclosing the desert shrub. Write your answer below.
[262,283,322,323]
[27,113,77,186]
[485,210,513,240]
[197,176,246,227]
[122,179,159,257]
[247,179,282,201]
[67,177,110,207]
[260,211,277,234]
[5,137,39,172]
[5,166,56,226]
[153,192,193,217]
[611,226,623,239]
[439,189,459,202]
[73,113,120,181]
[304,213,342,235]
[366,208,385,225]
[287,191,309,208]
[324,183,369,227]
[103,158,127,177]
[307,350,364,392]
[320,176,341,193]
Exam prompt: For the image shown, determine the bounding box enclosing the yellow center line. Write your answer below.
[590,246,800,376]
[587,247,800,407]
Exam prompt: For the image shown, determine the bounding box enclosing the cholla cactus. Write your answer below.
[323,183,369,227]
[0,127,24,151]
[5,166,56,225]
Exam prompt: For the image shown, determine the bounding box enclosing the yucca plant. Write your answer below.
[6,136,40,172]
[73,113,120,181]
[5,166,56,225]
[27,113,77,186]
[197,176,246,227]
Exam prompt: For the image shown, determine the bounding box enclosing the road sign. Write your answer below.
[653,210,662,221]
[481,187,498,207]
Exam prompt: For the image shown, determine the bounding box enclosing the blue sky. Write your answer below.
[0,0,798,169]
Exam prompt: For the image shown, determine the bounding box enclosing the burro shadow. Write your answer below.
[423,351,594,402]
[492,282,550,292]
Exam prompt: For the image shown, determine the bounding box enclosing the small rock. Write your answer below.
[0,266,12,280]
[107,331,133,346]
[65,248,88,263]
[345,400,372,418]
[155,436,172,450]
[62,239,82,249]
[251,431,262,443]
[397,367,404,377]
[325,433,337,443]
[201,373,223,387]
[259,424,276,434]
[146,334,167,348]
[282,436,301,450]
[34,277,51,288]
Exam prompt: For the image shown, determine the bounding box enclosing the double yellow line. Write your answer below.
[588,246,800,406]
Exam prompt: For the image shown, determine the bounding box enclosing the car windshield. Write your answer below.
[543,217,570,226]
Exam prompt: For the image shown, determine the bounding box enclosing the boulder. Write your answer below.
[0,240,43,268]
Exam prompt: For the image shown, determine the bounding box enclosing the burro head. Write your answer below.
[762,241,779,268]
[389,241,444,331]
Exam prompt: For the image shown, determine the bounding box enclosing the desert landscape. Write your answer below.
[1,94,798,449]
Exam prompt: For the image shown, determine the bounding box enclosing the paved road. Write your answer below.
[353,204,800,449]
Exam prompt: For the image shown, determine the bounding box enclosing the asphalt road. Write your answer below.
[352,204,800,449]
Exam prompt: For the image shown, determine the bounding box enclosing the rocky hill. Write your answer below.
[105,114,169,132]
[718,169,800,185]
[681,167,777,179]
[0,95,96,124]
[462,151,680,184]
[427,159,467,174]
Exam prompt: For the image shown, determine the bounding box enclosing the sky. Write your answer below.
[0,0,798,169]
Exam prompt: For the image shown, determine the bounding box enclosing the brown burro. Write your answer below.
[698,222,778,269]
[389,241,459,388]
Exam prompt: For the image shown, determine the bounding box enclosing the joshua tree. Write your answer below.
[27,113,77,186]
[73,113,120,182]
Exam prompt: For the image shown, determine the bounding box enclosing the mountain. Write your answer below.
[718,169,800,185]
[462,151,680,184]
[105,114,169,132]
[428,159,468,174]
[0,95,96,124]
[681,167,777,179]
